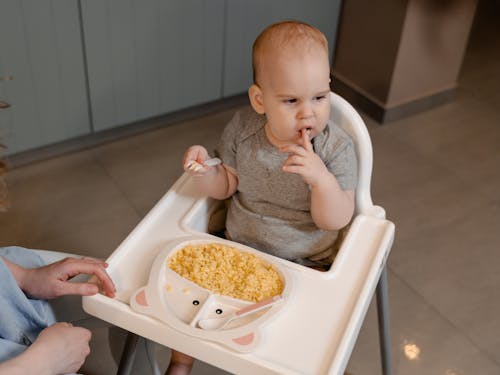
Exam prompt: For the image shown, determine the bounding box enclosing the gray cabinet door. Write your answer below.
[0,0,91,155]
[224,0,342,97]
[81,0,225,131]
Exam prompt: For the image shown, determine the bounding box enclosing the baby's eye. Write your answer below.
[314,95,326,101]
[284,98,297,104]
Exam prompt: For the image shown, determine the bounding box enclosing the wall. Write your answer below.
[332,0,478,122]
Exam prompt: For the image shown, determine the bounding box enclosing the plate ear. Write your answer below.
[219,331,260,353]
[130,287,152,314]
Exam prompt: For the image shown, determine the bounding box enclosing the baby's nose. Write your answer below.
[297,104,313,119]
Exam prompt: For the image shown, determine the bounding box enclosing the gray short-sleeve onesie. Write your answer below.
[215,108,357,263]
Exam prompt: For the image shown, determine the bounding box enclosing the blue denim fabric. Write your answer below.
[0,246,56,361]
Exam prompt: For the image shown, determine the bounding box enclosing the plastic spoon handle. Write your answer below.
[204,157,221,167]
[187,157,221,172]
[235,295,281,317]
[198,295,282,330]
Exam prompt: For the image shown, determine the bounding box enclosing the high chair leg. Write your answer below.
[376,266,392,375]
[117,331,140,375]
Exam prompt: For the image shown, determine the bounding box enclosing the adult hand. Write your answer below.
[280,129,330,187]
[27,323,91,375]
[0,323,92,375]
[21,257,115,300]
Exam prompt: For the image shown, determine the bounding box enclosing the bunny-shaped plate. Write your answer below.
[130,236,292,352]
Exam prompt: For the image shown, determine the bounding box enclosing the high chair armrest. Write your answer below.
[363,205,386,220]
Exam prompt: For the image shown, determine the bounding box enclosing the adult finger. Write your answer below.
[71,325,92,342]
[56,257,108,269]
[58,262,116,297]
[71,257,108,270]
[80,256,108,266]
[56,258,108,280]
[57,281,100,297]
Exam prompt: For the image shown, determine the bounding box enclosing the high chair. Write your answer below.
[329,92,393,375]
[82,92,395,375]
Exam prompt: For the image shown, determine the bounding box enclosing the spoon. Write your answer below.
[198,295,283,331]
[186,157,221,172]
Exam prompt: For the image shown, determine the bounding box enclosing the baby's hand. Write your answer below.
[183,145,220,175]
[280,129,330,187]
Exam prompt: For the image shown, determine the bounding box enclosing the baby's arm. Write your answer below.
[183,145,238,200]
[281,131,355,230]
[309,176,355,230]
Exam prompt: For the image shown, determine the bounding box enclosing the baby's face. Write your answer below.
[258,48,331,147]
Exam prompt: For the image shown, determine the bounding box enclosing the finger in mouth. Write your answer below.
[300,127,312,137]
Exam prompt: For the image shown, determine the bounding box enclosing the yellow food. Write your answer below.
[168,242,284,302]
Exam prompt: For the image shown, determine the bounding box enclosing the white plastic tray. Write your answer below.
[83,174,394,375]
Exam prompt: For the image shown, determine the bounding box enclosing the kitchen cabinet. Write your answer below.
[0,0,90,154]
[81,0,225,131]
[1,0,342,155]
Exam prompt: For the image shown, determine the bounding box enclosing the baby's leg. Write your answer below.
[165,350,194,375]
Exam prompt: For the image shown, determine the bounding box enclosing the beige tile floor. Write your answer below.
[1,2,499,374]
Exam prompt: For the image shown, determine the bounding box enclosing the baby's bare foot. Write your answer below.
[165,362,193,375]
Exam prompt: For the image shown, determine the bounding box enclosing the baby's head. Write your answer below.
[249,21,332,147]
[252,20,329,86]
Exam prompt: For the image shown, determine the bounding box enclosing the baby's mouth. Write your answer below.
[299,127,313,137]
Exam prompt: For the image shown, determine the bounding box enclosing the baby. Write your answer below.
[168,20,357,375]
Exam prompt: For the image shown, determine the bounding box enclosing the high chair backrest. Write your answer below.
[329,92,385,219]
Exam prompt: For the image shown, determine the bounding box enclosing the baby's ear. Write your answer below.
[248,84,265,115]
